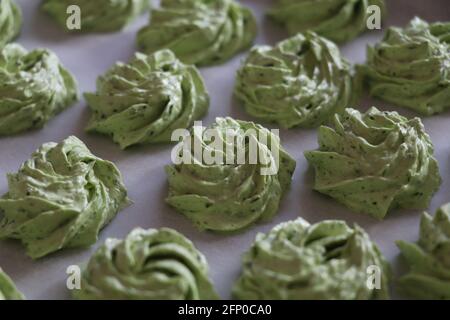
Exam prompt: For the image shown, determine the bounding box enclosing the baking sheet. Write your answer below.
[0,0,449,300]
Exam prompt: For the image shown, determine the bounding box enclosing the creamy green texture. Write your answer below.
[269,0,385,43]
[73,227,219,300]
[235,32,355,129]
[397,204,450,299]
[85,49,209,149]
[0,268,24,300]
[359,18,450,115]
[166,117,296,232]
[305,107,441,219]
[137,0,257,66]
[233,218,390,299]
[0,0,21,47]
[42,0,150,32]
[0,44,78,135]
[0,136,130,259]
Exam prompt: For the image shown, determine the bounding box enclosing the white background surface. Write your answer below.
[0,0,449,300]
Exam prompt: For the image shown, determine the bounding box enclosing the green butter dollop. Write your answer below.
[85,49,209,149]
[137,0,257,66]
[358,17,450,115]
[166,117,296,232]
[42,0,150,32]
[0,0,21,47]
[269,0,386,43]
[235,32,356,128]
[0,44,78,135]
[0,268,24,300]
[0,136,130,259]
[305,107,441,219]
[233,218,390,299]
[73,227,219,300]
[397,204,450,299]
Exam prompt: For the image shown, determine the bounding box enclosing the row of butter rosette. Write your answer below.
[0,0,449,300]
[1,178,449,300]
[0,110,448,300]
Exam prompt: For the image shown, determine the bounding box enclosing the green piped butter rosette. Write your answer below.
[358,17,450,115]
[73,228,219,300]
[42,0,150,32]
[269,0,386,43]
[305,107,441,219]
[0,268,24,300]
[137,0,257,66]
[0,44,78,135]
[396,204,450,300]
[235,32,356,129]
[0,0,21,47]
[165,117,296,232]
[233,218,390,300]
[85,49,209,149]
[0,136,130,259]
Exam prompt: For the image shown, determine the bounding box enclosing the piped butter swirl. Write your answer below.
[137,0,257,66]
[305,107,441,219]
[0,44,78,135]
[166,117,296,232]
[235,32,355,128]
[85,49,209,149]
[233,218,390,299]
[359,17,450,115]
[0,136,130,259]
[73,228,219,300]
